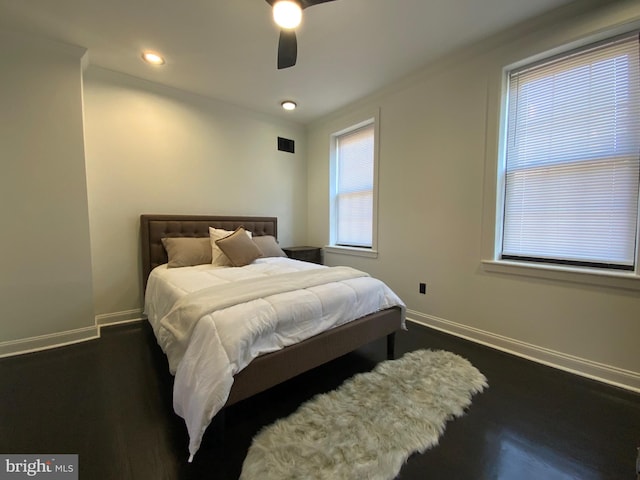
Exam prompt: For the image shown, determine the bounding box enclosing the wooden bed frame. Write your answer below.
[140,214,403,407]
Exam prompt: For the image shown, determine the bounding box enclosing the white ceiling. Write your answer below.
[0,0,577,124]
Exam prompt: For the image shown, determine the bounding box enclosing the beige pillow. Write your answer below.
[215,227,263,267]
[252,235,287,258]
[161,237,212,268]
[209,226,252,266]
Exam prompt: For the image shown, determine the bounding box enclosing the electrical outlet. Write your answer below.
[419,283,426,294]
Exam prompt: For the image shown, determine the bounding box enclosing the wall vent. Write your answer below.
[278,137,295,153]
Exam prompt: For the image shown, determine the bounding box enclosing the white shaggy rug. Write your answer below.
[240,349,488,480]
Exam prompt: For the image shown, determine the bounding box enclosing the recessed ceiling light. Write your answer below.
[142,51,165,65]
[281,100,297,111]
[273,1,302,29]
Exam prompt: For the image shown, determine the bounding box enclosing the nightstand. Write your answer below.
[282,246,323,265]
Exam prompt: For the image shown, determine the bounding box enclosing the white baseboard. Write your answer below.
[0,309,146,359]
[407,309,640,394]
[95,308,145,327]
[0,325,100,359]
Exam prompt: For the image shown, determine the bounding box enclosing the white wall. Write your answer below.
[0,30,96,352]
[307,0,640,390]
[83,67,307,321]
[3,0,638,391]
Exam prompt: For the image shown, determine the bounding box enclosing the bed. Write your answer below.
[140,214,405,460]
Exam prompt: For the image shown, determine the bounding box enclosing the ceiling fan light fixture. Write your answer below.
[281,100,297,111]
[273,1,302,29]
[142,51,165,65]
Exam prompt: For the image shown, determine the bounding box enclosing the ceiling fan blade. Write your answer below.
[267,0,335,69]
[264,0,336,10]
[300,0,336,8]
[277,29,297,69]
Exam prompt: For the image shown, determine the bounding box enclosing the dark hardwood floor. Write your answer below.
[0,321,638,479]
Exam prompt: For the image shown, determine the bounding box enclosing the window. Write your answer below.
[329,116,378,254]
[499,33,640,271]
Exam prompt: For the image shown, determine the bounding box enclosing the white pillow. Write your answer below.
[209,226,252,266]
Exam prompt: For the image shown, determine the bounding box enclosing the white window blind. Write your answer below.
[502,33,640,269]
[335,123,374,247]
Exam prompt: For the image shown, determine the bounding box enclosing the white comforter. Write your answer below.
[144,257,405,460]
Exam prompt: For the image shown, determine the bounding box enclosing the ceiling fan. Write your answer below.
[265,0,336,69]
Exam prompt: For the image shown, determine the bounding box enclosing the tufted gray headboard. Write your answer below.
[140,214,278,289]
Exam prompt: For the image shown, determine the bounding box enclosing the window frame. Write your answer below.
[326,111,380,258]
[482,29,640,290]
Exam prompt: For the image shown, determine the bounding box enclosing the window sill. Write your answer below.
[324,245,378,259]
[481,259,640,291]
